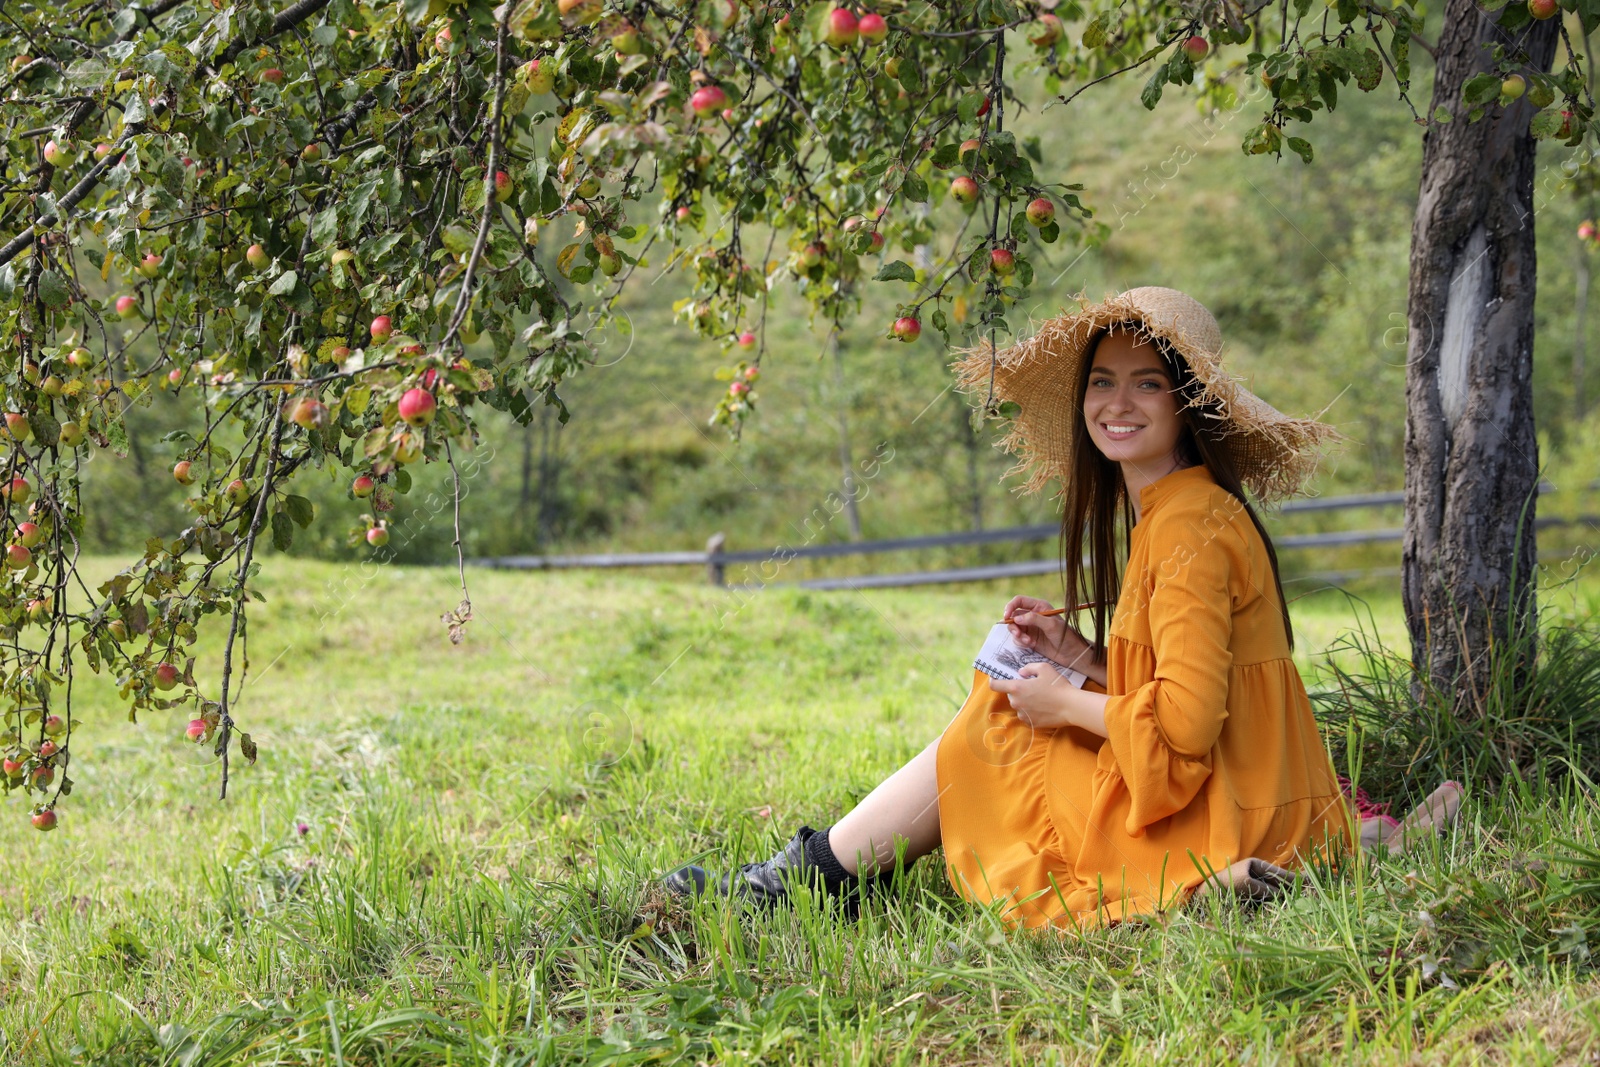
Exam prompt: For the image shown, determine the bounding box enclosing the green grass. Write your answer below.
[5,558,1600,1064]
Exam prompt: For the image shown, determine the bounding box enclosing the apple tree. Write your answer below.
[0,0,1589,826]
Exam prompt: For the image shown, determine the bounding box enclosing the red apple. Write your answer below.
[729,380,750,396]
[690,85,728,118]
[675,205,692,222]
[1026,197,1056,226]
[823,7,859,47]
[301,142,324,163]
[226,478,250,505]
[17,522,42,548]
[58,421,84,447]
[27,599,49,624]
[1529,0,1559,18]
[94,142,112,160]
[246,243,269,270]
[976,95,991,117]
[744,365,760,382]
[4,477,31,506]
[1029,13,1063,47]
[186,718,208,742]
[173,460,195,485]
[1581,220,1597,241]
[990,248,1015,275]
[949,175,980,204]
[959,138,982,163]
[800,242,825,268]
[370,315,393,343]
[398,388,437,427]
[137,252,162,279]
[434,24,452,52]
[154,662,180,690]
[868,231,885,252]
[260,67,285,84]
[352,475,375,497]
[167,367,183,387]
[858,12,887,44]
[494,170,513,203]
[67,346,95,370]
[43,139,74,166]
[523,58,554,94]
[892,315,921,342]
[366,524,389,547]
[3,757,21,778]
[290,397,329,430]
[31,765,54,788]
[5,412,31,442]
[41,376,63,397]
[43,714,64,736]
[1182,35,1209,62]
[32,808,57,831]
[5,543,29,570]
[737,331,757,348]
[37,739,57,759]
[116,295,140,319]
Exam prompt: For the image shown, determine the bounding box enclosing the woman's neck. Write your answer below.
[1123,456,1191,524]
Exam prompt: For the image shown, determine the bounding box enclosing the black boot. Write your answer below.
[664,825,907,916]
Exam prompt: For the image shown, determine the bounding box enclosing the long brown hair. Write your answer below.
[1060,321,1294,655]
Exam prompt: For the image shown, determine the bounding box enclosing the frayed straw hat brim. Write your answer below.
[952,286,1341,504]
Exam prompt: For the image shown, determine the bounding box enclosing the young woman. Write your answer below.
[665,287,1463,928]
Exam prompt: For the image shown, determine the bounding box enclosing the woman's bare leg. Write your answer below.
[824,738,944,877]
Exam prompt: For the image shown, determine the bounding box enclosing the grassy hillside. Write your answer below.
[4,560,1600,1063]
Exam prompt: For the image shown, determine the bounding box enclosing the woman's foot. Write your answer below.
[664,825,896,916]
[1364,781,1465,853]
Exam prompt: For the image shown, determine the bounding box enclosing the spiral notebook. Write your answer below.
[972,623,1088,688]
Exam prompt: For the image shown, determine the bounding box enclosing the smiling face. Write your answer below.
[1081,328,1188,474]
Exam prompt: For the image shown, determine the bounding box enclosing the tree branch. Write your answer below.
[0,129,138,267]
[209,0,333,74]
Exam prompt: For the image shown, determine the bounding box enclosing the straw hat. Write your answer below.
[952,286,1341,504]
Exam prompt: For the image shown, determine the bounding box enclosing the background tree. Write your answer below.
[0,0,1590,826]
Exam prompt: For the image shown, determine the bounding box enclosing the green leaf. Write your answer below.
[957,91,988,124]
[1433,105,1454,124]
[1286,137,1314,164]
[284,494,315,529]
[1462,72,1503,108]
[1140,64,1170,110]
[37,270,69,308]
[268,271,298,296]
[271,511,294,552]
[874,260,917,282]
[901,171,928,203]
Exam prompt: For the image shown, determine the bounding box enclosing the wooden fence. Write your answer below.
[473,482,1599,590]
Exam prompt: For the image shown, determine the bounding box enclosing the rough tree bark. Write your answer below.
[1403,1,1561,708]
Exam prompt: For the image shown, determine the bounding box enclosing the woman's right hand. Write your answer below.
[1003,595,1093,671]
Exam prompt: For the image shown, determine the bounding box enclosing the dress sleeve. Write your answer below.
[1102,515,1238,835]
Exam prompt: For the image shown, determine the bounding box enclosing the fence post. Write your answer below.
[706,532,726,586]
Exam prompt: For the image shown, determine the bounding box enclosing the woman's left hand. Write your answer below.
[988,664,1104,734]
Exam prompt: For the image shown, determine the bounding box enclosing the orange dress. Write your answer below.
[935,464,1351,929]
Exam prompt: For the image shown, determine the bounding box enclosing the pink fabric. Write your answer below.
[1338,775,1398,827]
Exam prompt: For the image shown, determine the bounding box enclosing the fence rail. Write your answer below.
[471,482,1595,589]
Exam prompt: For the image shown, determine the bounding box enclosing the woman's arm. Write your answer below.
[988,668,1109,735]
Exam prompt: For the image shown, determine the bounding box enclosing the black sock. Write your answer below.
[802,826,857,891]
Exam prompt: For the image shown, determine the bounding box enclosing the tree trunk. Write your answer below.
[1402,2,1559,708]
[1577,244,1589,422]
[830,330,863,540]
